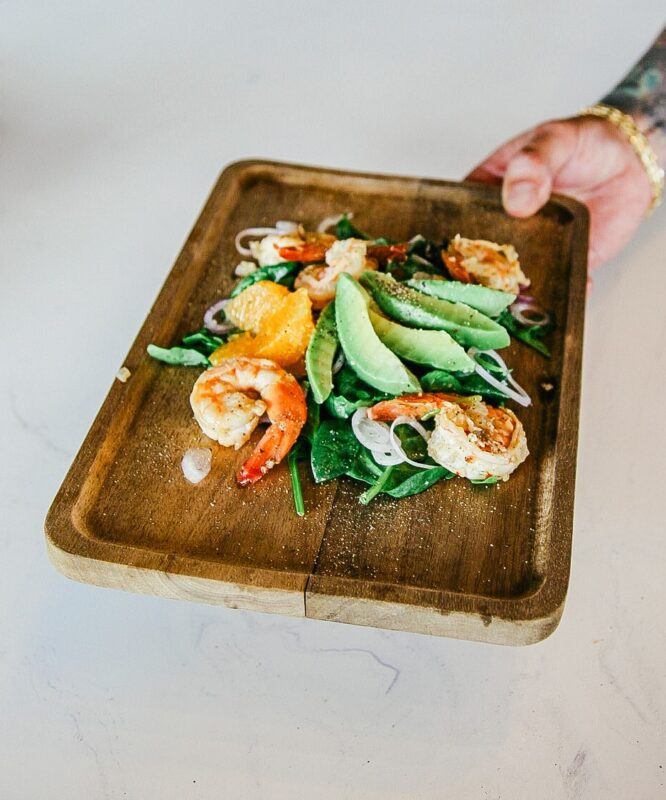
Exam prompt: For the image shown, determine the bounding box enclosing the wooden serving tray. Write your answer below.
[45,160,587,645]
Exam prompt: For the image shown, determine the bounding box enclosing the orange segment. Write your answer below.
[224,280,291,330]
[210,281,314,369]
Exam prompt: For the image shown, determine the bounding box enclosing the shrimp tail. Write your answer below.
[278,243,328,262]
[236,421,300,485]
[366,243,408,264]
[237,374,306,484]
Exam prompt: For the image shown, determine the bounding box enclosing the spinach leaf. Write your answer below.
[497,310,551,357]
[230,261,302,297]
[474,351,507,376]
[384,465,453,498]
[407,235,448,262]
[421,370,509,403]
[310,419,361,483]
[386,256,444,281]
[288,446,305,516]
[326,394,365,419]
[344,426,453,502]
[147,344,210,367]
[301,383,321,446]
[345,446,383,484]
[335,214,371,241]
[347,449,452,501]
[325,364,390,419]
[421,369,464,394]
[181,328,224,355]
[470,476,500,485]
[406,234,427,254]
[393,424,430,460]
[381,425,453,497]
[359,465,396,505]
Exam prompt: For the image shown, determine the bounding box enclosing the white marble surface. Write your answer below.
[3,2,666,797]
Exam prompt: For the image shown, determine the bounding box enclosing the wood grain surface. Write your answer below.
[45,160,588,645]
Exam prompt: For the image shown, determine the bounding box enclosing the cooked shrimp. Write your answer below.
[442,234,530,294]
[294,238,379,309]
[366,242,409,264]
[368,392,528,481]
[276,231,336,263]
[251,229,335,266]
[190,357,307,485]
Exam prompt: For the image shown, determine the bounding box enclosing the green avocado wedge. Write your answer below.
[335,274,420,395]
[368,308,475,373]
[305,301,338,404]
[360,271,510,350]
[406,279,515,318]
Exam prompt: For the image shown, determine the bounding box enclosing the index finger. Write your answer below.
[465,129,536,183]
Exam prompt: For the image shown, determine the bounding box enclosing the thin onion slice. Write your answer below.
[234,227,281,257]
[510,297,551,328]
[351,408,438,470]
[408,253,435,267]
[234,221,299,256]
[468,348,532,407]
[351,407,392,451]
[332,350,345,375]
[389,417,437,470]
[317,212,352,233]
[203,298,234,335]
[372,448,405,466]
[350,407,403,465]
[181,448,212,484]
[396,415,432,442]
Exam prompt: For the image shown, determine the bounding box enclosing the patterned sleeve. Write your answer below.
[602,28,666,157]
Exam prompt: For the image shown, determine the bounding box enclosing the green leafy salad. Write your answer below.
[148,214,553,514]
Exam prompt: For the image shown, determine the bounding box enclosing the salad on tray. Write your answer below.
[147,214,553,513]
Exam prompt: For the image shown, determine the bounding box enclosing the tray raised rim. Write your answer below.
[45,159,588,645]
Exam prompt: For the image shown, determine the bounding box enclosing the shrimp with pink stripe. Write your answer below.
[190,356,307,485]
[368,392,529,481]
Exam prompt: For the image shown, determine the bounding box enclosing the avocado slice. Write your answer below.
[406,279,515,318]
[360,271,510,350]
[335,274,420,395]
[306,301,338,404]
[368,308,475,373]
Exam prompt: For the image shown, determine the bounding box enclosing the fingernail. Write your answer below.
[504,181,539,215]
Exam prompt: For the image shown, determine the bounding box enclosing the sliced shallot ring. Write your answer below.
[234,227,281,257]
[275,220,299,233]
[468,348,532,407]
[317,212,352,233]
[351,407,392,451]
[510,298,551,328]
[203,298,234,335]
[398,416,430,442]
[351,408,403,465]
[234,221,298,257]
[408,253,435,267]
[389,417,437,470]
[332,350,345,375]
[372,448,405,466]
[181,448,212,484]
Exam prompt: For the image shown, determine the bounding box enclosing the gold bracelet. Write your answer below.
[578,103,664,214]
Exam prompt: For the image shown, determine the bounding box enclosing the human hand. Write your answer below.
[466,116,654,270]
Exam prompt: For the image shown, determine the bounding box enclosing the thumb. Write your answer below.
[502,124,576,217]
